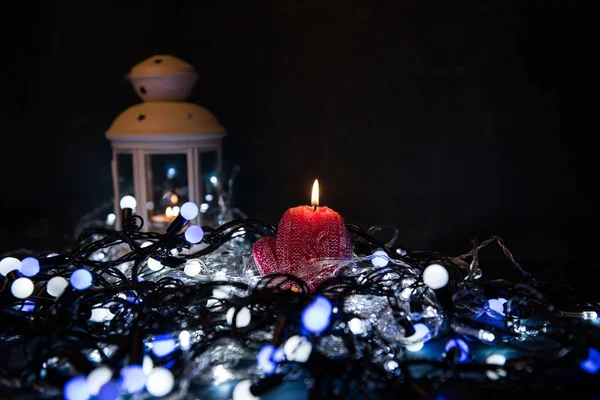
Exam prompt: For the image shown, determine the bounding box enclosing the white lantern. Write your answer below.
[106,55,226,230]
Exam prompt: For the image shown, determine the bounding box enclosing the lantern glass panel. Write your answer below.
[116,153,134,202]
[147,153,189,229]
[198,150,220,225]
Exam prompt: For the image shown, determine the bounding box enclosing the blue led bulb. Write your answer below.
[302,296,332,335]
[444,338,470,362]
[580,348,600,374]
[64,376,90,400]
[70,269,93,290]
[152,334,177,358]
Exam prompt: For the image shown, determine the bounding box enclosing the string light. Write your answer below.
[226,306,252,328]
[97,381,120,400]
[179,330,191,350]
[145,367,175,397]
[257,345,281,374]
[404,323,430,352]
[580,348,600,374]
[120,365,146,394]
[0,257,21,276]
[105,213,116,226]
[444,339,469,362]
[371,250,389,267]
[422,264,449,290]
[184,225,204,244]
[1,216,599,398]
[452,323,495,342]
[486,298,506,317]
[87,366,112,396]
[283,335,312,362]
[561,311,598,320]
[151,335,177,358]
[70,268,93,290]
[20,257,40,277]
[184,259,203,277]
[119,195,137,210]
[63,376,90,400]
[167,201,198,234]
[232,379,259,400]
[301,296,332,334]
[11,277,34,299]
[47,276,69,297]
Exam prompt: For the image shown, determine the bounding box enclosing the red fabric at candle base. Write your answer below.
[253,206,352,289]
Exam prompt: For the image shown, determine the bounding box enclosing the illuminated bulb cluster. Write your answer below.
[89,306,115,323]
[184,225,204,244]
[180,202,199,220]
[283,335,312,362]
[64,358,173,400]
[210,271,231,304]
[0,257,21,276]
[232,379,259,400]
[63,376,90,400]
[580,347,600,374]
[98,381,119,400]
[226,306,252,328]
[70,269,93,290]
[11,277,34,299]
[141,242,164,272]
[422,264,449,290]
[146,367,175,397]
[257,344,285,374]
[301,296,332,334]
[485,354,507,380]
[151,334,177,358]
[404,323,430,352]
[20,257,40,277]
[87,366,112,396]
[120,195,137,210]
[179,330,191,350]
[120,365,146,393]
[371,250,389,267]
[47,276,69,297]
[486,298,507,318]
[348,317,369,336]
[444,338,470,362]
[105,213,116,226]
[184,259,203,277]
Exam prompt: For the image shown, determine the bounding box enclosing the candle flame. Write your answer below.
[166,206,174,218]
[311,179,319,207]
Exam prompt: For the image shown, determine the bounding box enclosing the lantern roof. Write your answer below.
[129,54,196,78]
[106,54,226,145]
[106,102,226,142]
[128,55,198,102]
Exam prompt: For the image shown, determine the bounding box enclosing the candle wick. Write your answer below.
[313,205,317,212]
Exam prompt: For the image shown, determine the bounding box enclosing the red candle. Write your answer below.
[253,179,352,288]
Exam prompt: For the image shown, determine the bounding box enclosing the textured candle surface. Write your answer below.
[253,206,352,288]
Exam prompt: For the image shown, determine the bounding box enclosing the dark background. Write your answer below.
[1,1,596,268]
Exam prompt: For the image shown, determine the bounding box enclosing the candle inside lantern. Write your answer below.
[150,206,179,223]
[253,179,352,288]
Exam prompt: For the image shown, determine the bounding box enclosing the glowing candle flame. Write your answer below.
[311,179,319,207]
[165,206,174,218]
